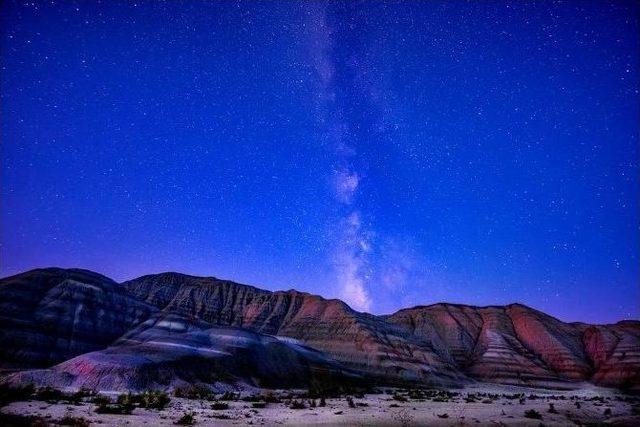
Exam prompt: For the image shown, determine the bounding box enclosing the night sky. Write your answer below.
[1,1,638,323]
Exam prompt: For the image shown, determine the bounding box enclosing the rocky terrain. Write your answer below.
[2,383,639,426]
[1,267,639,394]
[0,269,155,369]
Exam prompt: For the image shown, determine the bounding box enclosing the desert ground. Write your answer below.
[1,383,639,426]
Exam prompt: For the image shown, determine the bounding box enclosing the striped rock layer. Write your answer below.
[1,268,638,391]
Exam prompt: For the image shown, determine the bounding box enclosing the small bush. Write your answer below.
[0,383,35,407]
[211,402,229,410]
[319,397,326,407]
[34,387,67,402]
[604,408,612,417]
[263,392,281,403]
[117,392,135,407]
[408,389,424,400]
[91,395,111,406]
[252,401,266,409]
[548,403,557,414]
[437,413,449,419]
[241,394,262,402]
[174,384,212,400]
[346,396,356,408]
[175,412,196,425]
[290,400,306,409]
[95,402,134,415]
[68,388,94,404]
[524,409,542,420]
[392,393,408,402]
[139,391,171,410]
[219,391,238,401]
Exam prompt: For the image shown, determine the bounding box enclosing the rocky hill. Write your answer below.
[1,268,638,392]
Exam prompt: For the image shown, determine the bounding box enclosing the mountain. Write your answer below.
[1,268,638,392]
[121,272,464,387]
[6,312,362,392]
[0,268,155,368]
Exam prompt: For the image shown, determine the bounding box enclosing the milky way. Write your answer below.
[1,1,638,322]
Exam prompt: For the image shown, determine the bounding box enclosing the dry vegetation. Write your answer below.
[1,382,639,426]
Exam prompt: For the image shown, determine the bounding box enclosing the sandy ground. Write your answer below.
[2,383,639,426]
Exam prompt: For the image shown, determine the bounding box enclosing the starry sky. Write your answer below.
[1,1,638,323]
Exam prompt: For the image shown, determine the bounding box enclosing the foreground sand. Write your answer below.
[2,383,639,426]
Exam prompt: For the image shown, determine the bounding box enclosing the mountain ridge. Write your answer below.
[8,267,632,325]
[1,267,638,392]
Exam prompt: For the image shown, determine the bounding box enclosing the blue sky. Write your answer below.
[1,1,638,323]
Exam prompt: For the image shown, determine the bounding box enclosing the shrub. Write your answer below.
[437,413,449,418]
[26,387,94,405]
[174,384,212,400]
[0,383,35,407]
[252,401,266,409]
[69,388,94,404]
[604,408,612,417]
[218,391,238,401]
[34,387,67,402]
[548,403,557,414]
[175,412,195,425]
[346,396,356,408]
[139,391,171,410]
[263,392,281,403]
[524,409,542,420]
[91,395,111,406]
[319,397,326,407]
[392,393,408,402]
[211,402,229,410]
[290,400,306,409]
[117,392,135,406]
[241,394,262,402]
[95,402,134,415]
[408,389,424,400]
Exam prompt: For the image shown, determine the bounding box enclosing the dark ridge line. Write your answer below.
[3,267,636,325]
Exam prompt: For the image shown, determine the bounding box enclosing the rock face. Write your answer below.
[581,321,640,390]
[122,273,464,387]
[6,313,363,392]
[0,268,155,368]
[1,268,639,392]
[385,304,640,390]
